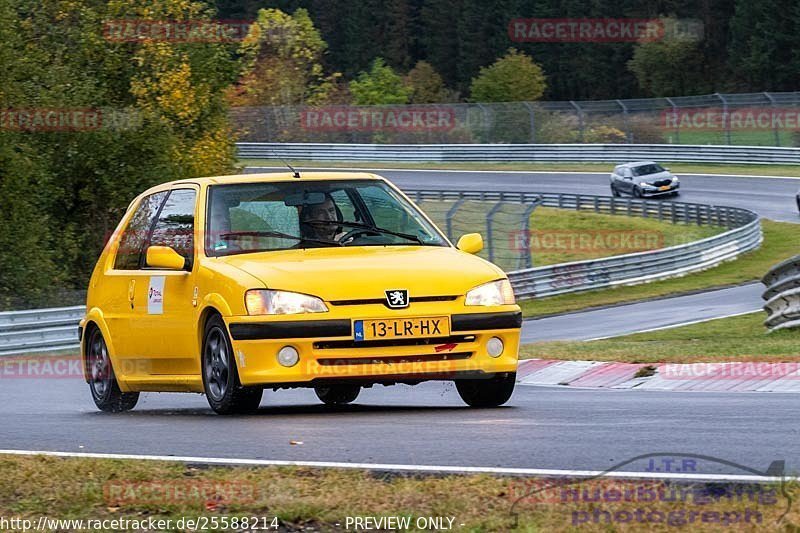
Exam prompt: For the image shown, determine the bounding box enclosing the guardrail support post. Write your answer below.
[522,102,536,143]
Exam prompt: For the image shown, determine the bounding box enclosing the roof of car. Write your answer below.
[140,171,385,196]
[616,161,658,168]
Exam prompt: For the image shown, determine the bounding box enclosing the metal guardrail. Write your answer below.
[762,256,800,331]
[0,193,761,355]
[0,306,83,356]
[237,142,800,164]
[497,193,760,298]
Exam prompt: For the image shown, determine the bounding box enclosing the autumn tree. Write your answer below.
[469,49,546,102]
[230,8,340,106]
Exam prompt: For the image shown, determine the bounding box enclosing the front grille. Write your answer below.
[317,352,473,366]
[652,179,672,187]
[314,334,475,350]
[328,295,458,307]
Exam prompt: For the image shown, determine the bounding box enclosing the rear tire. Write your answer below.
[85,328,139,413]
[315,384,360,405]
[455,373,516,408]
[202,315,263,415]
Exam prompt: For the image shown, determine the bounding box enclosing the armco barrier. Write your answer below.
[0,192,761,355]
[237,142,800,164]
[762,256,800,331]
[0,306,84,356]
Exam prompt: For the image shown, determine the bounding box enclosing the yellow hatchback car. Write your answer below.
[80,172,522,414]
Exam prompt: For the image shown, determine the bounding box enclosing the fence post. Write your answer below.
[446,197,467,241]
[617,99,631,143]
[486,200,505,264]
[522,101,536,143]
[764,92,781,147]
[570,101,584,142]
[521,200,541,269]
[716,93,731,145]
[665,97,679,144]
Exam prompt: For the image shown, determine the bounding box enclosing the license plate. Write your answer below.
[659,185,671,191]
[354,316,449,341]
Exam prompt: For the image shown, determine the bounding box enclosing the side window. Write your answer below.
[623,168,633,178]
[148,189,197,265]
[114,191,168,270]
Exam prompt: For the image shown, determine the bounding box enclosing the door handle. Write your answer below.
[128,279,136,309]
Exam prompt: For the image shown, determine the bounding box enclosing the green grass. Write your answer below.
[518,220,798,318]
[2,455,797,532]
[238,159,800,177]
[521,312,800,364]
[527,207,720,265]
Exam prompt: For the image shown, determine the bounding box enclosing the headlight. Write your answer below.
[245,289,328,315]
[639,182,651,188]
[465,279,515,306]
[671,176,679,182]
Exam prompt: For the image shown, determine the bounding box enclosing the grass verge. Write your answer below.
[518,220,798,318]
[520,312,800,364]
[527,207,720,265]
[238,159,800,178]
[1,455,797,532]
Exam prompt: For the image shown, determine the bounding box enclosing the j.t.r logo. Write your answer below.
[385,289,409,309]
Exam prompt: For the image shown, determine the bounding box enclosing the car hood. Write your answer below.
[219,246,506,301]
[640,171,673,183]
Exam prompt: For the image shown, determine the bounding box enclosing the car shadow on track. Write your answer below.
[85,403,514,418]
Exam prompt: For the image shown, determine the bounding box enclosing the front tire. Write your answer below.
[633,186,643,198]
[315,384,360,405]
[611,184,621,197]
[85,328,139,413]
[456,373,516,408]
[202,315,263,415]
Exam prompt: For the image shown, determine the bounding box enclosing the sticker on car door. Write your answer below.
[148,276,165,315]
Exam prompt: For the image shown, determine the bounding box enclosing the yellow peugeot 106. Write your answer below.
[80,172,522,414]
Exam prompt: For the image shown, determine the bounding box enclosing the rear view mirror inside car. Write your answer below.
[284,191,327,207]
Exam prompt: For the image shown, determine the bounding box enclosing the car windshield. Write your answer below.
[206,179,448,256]
[632,164,666,177]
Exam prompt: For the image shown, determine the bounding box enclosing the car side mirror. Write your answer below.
[146,246,187,270]
[456,233,483,254]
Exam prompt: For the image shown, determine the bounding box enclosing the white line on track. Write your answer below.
[244,166,800,180]
[0,449,792,482]
[582,309,764,342]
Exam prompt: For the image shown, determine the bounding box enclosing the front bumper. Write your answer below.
[226,305,521,387]
[641,183,679,197]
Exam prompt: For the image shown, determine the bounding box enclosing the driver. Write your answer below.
[298,194,342,242]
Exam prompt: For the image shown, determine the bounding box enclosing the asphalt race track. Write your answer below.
[520,283,764,343]
[247,166,800,222]
[2,378,799,476]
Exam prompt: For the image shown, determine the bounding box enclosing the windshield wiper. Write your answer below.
[219,230,342,247]
[305,220,425,245]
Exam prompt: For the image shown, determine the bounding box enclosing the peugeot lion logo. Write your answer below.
[385,289,409,309]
